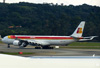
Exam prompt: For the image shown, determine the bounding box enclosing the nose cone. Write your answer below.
[1,36,8,43]
[2,37,5,43]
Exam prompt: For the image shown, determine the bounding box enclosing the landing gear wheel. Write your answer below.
[35,47,41,49]
[42,46,54,49]
[49,47,54,49]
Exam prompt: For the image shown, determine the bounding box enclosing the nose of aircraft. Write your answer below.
[2,37,5,42]
[1,36,7,43]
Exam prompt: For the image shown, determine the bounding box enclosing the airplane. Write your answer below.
[1,21,97,49]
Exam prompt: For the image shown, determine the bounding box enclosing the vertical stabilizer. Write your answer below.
[71,21,85,37]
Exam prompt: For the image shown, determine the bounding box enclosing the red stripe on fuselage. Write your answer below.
[9,35,75,40]
[9,35,83,40]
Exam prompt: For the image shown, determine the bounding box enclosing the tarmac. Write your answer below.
[0,44,100,56]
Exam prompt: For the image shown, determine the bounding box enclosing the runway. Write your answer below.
[0,44,100,56]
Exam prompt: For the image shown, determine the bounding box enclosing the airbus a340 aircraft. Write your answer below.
[1,21,97,49]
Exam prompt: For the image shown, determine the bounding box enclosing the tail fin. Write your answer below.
[71,21,85,37]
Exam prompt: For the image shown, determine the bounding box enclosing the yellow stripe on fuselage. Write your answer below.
[8,36,11,39]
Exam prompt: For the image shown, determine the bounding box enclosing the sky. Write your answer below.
[0,0,100,6]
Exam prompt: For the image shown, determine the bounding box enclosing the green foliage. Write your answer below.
[69,42,100,46]
[0,2,100,41]
[0,52,35,55]
[61,42,100,49]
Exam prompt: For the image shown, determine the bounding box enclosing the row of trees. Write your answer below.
[0,2,100,41]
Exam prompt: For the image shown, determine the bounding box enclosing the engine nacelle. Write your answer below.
[13,40,21,46]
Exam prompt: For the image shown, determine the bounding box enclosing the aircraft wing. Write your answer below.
[27,40,50,46]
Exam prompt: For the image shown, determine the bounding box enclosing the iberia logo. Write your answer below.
[77,28,82,33]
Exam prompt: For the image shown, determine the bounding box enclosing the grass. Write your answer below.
[0,40,3,44]
[69,42,100,46]
[60,42,100,49]
[61,46,100,49]
[0,52,35,55]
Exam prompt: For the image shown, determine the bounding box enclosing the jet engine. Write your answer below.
[13,40,21,46]
[13,40,28,47]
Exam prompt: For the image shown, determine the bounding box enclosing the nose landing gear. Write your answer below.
[7,44,10,48]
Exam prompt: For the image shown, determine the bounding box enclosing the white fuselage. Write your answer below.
[2,35,76,46]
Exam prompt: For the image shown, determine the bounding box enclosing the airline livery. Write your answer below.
[1,21,97,49]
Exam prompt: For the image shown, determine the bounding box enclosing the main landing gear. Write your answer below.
[35,47,41,49]
[42,46,54,49]
[35,46,54,49]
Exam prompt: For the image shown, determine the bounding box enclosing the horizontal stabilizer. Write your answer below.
[79,36,98,41]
